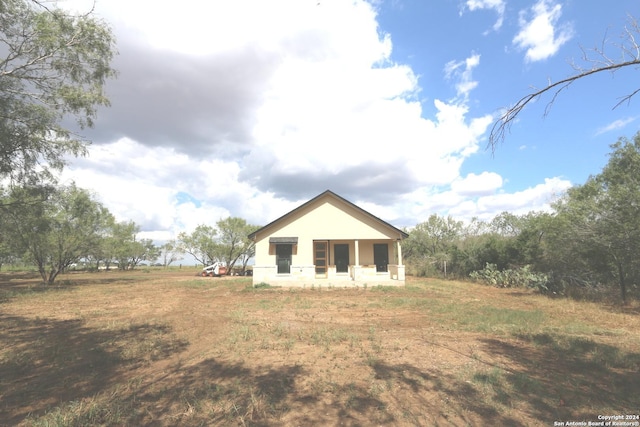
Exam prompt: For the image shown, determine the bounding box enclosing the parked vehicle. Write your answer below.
[201,262,227,277]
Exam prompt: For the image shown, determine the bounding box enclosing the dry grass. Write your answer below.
[0,269,639,426]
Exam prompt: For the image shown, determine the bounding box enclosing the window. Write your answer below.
[276,244,292,274]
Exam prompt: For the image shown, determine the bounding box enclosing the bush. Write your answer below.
[470,263,549,292]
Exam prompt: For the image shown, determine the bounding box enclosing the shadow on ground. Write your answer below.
[0,272,139,303]
[0,314,188,425]
[7,326,637,425]
[479,333,640,422]
[108,357,527,425]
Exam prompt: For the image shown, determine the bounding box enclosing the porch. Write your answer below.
[252,238,405,287]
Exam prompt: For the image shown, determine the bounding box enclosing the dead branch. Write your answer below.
[489,15,640,152]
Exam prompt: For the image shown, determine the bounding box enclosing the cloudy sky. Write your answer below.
[59,0,640,242]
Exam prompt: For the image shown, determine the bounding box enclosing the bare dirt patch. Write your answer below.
[1,270,638,426]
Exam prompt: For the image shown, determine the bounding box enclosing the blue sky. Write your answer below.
[378,0,639,190]
[59,0,640,241]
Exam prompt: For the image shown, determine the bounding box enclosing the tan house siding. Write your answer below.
[249,191,408,287]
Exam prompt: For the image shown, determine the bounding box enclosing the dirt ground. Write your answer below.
[1,270,638,426]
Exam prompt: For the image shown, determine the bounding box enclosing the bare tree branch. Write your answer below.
[489,15,640,152]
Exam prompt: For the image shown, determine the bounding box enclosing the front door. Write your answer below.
[314,241,328,277]
[334,244,349,273]
[373,243,388,272]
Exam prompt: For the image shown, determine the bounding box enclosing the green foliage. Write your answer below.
[216,217,259,274]
[1,184,112,284]
[545,133,640,302]
[159,240,182,267]
[0,0,117,184]
[253,282,272,289]
[177,225,218,266]
[177,218,259,274]
[403,134,640,304]
[404,214,463,277]
[102,220,159,270]
[470,263,549,292]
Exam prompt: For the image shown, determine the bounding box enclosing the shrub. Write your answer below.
[470,263,549,292]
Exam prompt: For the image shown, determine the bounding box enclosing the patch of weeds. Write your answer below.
[380,296,432,310]
[116,322,187,364]
[294,297,313,309]
[369,285,402,293]
[229,309,247,324]
[179,280,215,289]
[229,325,256,344]
[510,372,544,394]
[253,282,271,289]
[347,333,363,350]
[309,326,349,349]
[472,367,504,387]
[368,381,386,398]
[364,351,380,367]
[342,382,358,408]
[270,322,295,344]
[368,325,377,341]
[457,306,545,335]
[281,338,295,352]
[25,378,145,426]
[517,332,640,370]
[471,367,511,405]
[259,336,272,350]
[257,299,283,310]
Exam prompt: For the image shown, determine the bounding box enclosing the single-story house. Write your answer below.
[248,190,409,287]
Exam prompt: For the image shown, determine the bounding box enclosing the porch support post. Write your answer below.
[397,240,403,265]
[353,239,361,282]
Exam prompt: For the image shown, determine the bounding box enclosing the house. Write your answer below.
[248,190,409,287]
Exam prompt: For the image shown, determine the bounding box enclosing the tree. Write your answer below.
[128,238,160,269]
[549,133,640,302]
[2,184,111,285]
[82,208,116,270]
[543,182,609,292]
[177,225,218,266]
[215,217,259,274]
[160,240,182,267]
[0,0,117,183]
[403,214,463,277]
[0,238,15,270]
[104,221,158,270]
[489,212,523,237]
[237,225,259,275]
[490,15,640,149]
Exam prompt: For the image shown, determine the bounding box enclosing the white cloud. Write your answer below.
[451,172,503,196]
[594,117,638,136]
[444,53,481,100]
[451,177,571,220]
[513,0,574,62]
[51,0,570,239]
[464,0,506,32]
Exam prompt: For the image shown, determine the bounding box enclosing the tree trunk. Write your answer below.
[616,261,627,304]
